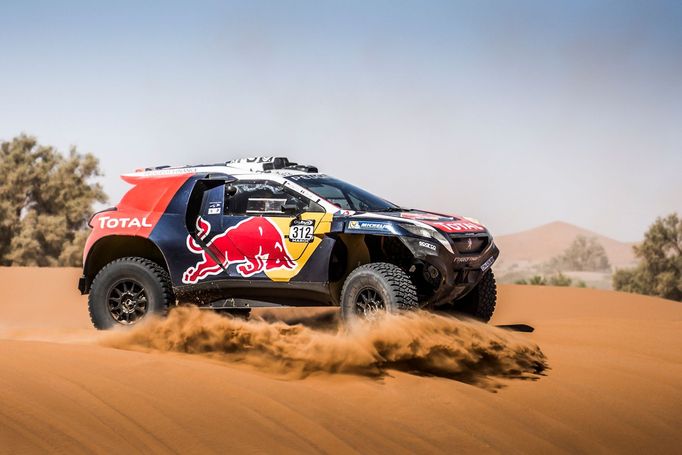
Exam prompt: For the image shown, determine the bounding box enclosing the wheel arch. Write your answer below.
[328,233,419,304]
[81,235,169,294]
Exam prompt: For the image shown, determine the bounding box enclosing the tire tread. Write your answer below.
[453,270,497,322]
[340,262,418,318]
[88,257,174,329]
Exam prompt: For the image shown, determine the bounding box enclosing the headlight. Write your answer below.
[401,224,432,238]
[401,224,453,254]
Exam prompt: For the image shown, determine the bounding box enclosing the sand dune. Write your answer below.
[495,220,638,269]
[1,267,681,453]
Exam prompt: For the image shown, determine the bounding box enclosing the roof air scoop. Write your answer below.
[226,157,317,173]
[226,157,288,171]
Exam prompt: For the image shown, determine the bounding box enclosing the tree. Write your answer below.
[546,235,611,272]
[613,213,682,301]
[0,134,106,266]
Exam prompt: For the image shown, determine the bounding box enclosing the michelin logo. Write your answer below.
[347,220,392,231]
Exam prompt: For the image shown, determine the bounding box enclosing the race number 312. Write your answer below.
[289,219,314,243]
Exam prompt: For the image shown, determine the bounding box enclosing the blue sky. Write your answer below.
[1,0,680,241]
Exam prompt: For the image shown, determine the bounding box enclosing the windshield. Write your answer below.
[286,175,399,212]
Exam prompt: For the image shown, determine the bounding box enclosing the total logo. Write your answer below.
[429,221,485,233]
[98,216,153,229]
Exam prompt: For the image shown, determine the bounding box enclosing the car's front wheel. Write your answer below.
[449,270,497,322]
[88,257,174,330]
[340,262,418,322]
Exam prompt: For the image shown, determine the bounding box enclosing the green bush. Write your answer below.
[528,275,546,285]
[613,213,681,301]
[516,273,584,288]
[548,273,572,287]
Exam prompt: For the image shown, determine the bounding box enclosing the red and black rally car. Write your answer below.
[79,157,499,329]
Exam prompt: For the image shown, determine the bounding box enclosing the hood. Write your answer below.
[344,209,488,234]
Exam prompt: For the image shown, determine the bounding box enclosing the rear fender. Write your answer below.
[80,235,169,294]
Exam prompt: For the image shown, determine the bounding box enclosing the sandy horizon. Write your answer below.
[0,267,680,453]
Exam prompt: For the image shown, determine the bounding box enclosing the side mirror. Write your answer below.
[281,202,300,215]
[226,185,238,197]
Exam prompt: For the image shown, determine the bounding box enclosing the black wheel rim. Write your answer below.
[354,287,385,318]
[107,279,148,325]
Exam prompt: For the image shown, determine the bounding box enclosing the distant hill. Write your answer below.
[494,221,638,274]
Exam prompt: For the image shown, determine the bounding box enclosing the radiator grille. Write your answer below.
[450,235,489,254]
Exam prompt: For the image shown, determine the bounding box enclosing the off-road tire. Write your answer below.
[452,270,497,322]
[340,262,418,322]
[88,257,174,330]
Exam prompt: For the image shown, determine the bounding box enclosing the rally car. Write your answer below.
[79,157,499,329]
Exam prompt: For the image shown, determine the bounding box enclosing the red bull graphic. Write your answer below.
[182,217,296,284]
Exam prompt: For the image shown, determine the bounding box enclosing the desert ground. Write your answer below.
[0,267,680,454]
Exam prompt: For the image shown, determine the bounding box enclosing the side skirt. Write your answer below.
[174,280,333,307]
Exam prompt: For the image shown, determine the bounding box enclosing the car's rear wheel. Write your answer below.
[340,262,418,322]
[449,270,497,322]
[88,257,174,330]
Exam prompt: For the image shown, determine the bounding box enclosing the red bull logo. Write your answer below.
[182,217,296,284]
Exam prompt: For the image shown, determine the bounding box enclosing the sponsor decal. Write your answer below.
[98,216,153,229]
[207,201,222,215]
[347,220,392,231]
[229,157,275,164]
[288,174,329,181]
[289,219,314,243]
[428,221,486,233]
[481,256,495,272]
[418,240,437,251]
[454,256,478,263]
[139,167,198,176]
[282,183,319,202]
[182,217,296,284]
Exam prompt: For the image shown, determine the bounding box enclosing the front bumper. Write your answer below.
[400,235,499,305]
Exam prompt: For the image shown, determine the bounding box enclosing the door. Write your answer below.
[221,180,328,281]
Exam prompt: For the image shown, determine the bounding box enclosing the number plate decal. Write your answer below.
[289,219,315,243]
[207,201,222,215]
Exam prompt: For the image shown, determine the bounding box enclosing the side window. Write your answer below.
[225,181,324,216]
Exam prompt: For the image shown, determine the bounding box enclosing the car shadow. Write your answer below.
[495,324,535,333]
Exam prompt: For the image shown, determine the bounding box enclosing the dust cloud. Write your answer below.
[103,307,547,385]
